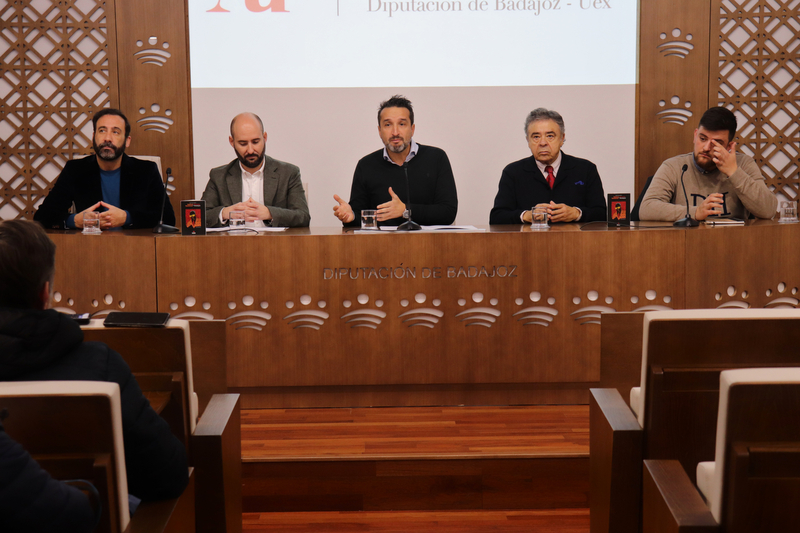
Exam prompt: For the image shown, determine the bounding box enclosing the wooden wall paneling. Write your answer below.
[156,231,593,388]
[598,312,644,394]
[560,229,685,391]
[48,231,157,314]
[684,222,800,309]
[234,383,592,409]
[711,0,800,202]
[637,1,711,194]
[153,228,685,406]
[113,0,194,205]
[0,0,119,220]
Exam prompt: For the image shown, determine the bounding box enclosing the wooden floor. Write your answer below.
[241,405,590,529]
[243,509,589,532]
[241,405,589,461]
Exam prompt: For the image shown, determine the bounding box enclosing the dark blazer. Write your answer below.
[33,154,175,229]
[490,153,607,224]
[201,156,310,228]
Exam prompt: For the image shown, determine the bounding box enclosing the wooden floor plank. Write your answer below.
[242,405,589,462]
[242,509,589,532]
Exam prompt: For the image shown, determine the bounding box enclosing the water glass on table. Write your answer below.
[82,210,101,234]
[531,206,550,230]
[779,201,798,223]
[361,209,379,230]
[229,210,247,233]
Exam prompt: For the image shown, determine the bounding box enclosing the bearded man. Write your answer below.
[34,108,175,229]
[201,112,310,228]
[638,106,777,222]
[332,95,458,227]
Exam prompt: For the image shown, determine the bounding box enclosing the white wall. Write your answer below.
[191,85,636,226]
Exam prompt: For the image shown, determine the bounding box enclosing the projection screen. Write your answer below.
[189,0,639,225]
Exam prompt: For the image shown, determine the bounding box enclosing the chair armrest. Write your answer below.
[590,388,643,533]
[191,393,242,533]
[642,460,718,533]
[127,467,195,533]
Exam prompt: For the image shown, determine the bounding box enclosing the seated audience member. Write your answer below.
[638,106,777,221]
[333,95,458,227]
[0,420,96,533]
[201,112,310,228]
[490,108,606,224]
[0,220,188,502]
[34,108,175,230]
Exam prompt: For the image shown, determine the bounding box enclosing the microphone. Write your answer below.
[396,162,420,231]
[673,163,699,227]
[153,167,180,234]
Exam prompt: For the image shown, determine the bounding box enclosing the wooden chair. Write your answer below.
[590,309,800,533]
[0,380,195,533]
[82,319,241,533]
[642,368,800,532]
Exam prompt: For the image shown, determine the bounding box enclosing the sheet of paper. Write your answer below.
[206,226,288,233]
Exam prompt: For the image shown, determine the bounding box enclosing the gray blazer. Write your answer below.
[201,156,310,227]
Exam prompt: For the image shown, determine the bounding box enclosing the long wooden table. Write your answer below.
[48,221,800,407]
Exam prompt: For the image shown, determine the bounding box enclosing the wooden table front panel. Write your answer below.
[155,228,684,390]
[685,221,800,309]
[49,231,158,314]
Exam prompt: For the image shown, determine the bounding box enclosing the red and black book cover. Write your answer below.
[181,200,206,235]
[607,193,631,227]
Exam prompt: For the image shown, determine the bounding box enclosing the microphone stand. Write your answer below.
[673,163,699,227]
[396,162,420,231]
[153,167,180,234]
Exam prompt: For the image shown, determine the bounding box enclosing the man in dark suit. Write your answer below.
[34,108,175,230]
[490,108,606,224]
[201,112,310,228]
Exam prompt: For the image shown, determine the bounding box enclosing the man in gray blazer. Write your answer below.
[201,112,310,227]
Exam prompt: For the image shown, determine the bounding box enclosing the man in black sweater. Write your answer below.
[333,95,458,227]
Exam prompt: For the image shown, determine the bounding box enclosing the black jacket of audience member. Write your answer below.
[0,420,96,533]
[0,308,189,501]
[33,154,176,229]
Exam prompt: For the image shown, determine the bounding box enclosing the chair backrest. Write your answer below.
[636,308,800,426]
[82,319,199,433]
[131,155,163,181]
[705,368,800,526]
[630,174,654,222]
[633,309,800,480]
[0,380,129,532]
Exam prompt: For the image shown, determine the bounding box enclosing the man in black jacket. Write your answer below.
[0,220,188,513]
[490,108,606,224]
[0,420,96,532]
[34,108,175,230]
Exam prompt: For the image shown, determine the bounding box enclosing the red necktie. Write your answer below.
[545,165,555,189]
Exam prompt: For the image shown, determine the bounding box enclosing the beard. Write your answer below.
[236,149,265,169]
[385,137,408,154]
[693,150,718,172]
[93,140,125,161]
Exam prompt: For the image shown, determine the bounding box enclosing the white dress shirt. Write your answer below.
[218,159,267,227]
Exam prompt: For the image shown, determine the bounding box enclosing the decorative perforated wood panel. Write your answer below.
[713,0,800,201]
[0,0,117,220]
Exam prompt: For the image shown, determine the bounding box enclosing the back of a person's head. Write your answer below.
[0,220,56,309]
